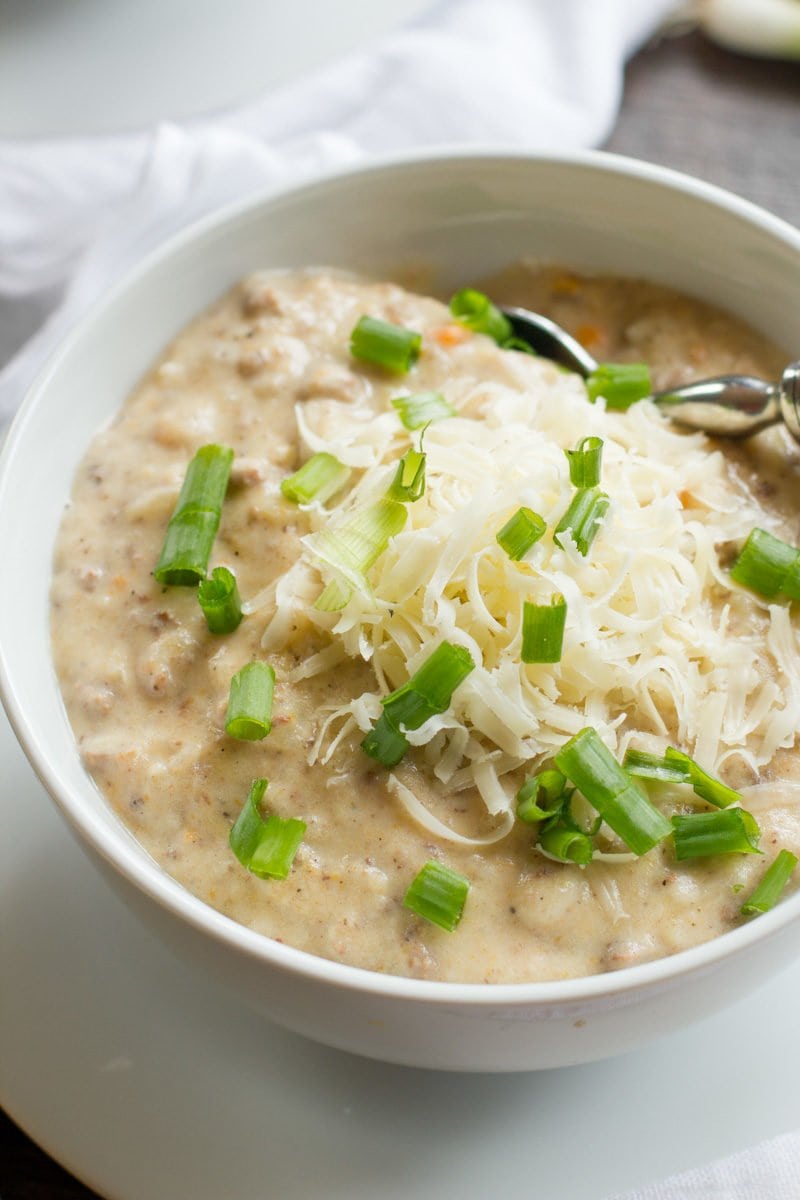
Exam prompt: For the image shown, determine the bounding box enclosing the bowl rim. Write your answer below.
[3,144,800,1010]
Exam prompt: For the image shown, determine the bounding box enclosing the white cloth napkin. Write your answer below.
[0,0,676,427]
[610,1130,800,1199]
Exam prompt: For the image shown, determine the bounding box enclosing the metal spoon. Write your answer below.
[501,305,800,444]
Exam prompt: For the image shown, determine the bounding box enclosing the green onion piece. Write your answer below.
[154,444,234,585]
[362,642,475,767]
[516,769,570,823]
[624,746,741,807]
[586,362,651,411]
[314,578,353,613]
[391,391,456,430]
[382,642,475,732]
[280,452,351,505]
[521,595,567,664]
[555,727,672,856]
[229,779,305,880]
[672,808,762,860]
[248,813,307,880]
[449,288,512,344]
[560,795,603,837]
[538,822,593,866]
[740,849,798,915]
[554,487,610,556]
[501,336,537,355]
[153,511,221,587]
[623,748,691,783]
[565,436,604,488]
[225,661,275,741]
[496,506,546,561]
[311,498,408,611]
[403,860,470,931]
[784,559,800,601]
[360,713,409,768]
[229,778,269,865]
[387,448,426,502]
[197,566,243,635]
[730,528,800,600]
[350,316,421,374]
[664,748,740,808]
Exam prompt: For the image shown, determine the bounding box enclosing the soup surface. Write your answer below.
[51,264,800,982]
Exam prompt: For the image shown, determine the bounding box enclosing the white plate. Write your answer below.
[2,703,799,1199]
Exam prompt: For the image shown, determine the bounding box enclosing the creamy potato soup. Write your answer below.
[51,265,800,983]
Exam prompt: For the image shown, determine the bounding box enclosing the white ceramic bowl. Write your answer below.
[3,150,800,1073]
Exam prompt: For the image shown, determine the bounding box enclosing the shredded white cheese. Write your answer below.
[256,344,800,826]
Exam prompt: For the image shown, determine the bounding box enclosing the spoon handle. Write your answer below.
[779,362,800,442]
[651,375,780,438]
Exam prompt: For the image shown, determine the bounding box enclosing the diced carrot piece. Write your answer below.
[111,574,128,591]
[432,323,471,348]
[552,272,581,296]
[576,323,605,350]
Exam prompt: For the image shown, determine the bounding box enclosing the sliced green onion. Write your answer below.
[229,779,306,880]
[449,288,512,344]
[555,727,672,856]
[225,661,275,741]
[554,487,610,556]
[248,814,307,880]
[594,781,664,853]
[559,795,602,838]
[403,860,470,931]
[521,595,567,664]
[391,391,456,430]
[538,822,593,866]
[623,748,691,784]
[586,362,651,410]
[387,448,426,502]
[382,642,475,731]
[280,452,351,505]
[360,713,409,768]
[362,642,475,767]
[516,769,570,823]
[501,336,537,355]
[565,436,604,488]
[350,316,421,374]
[154,444,234,586]
[198,566,243,634]
[311,498,408,611]
[623,746,741,808]
[672,808,762,860]
[740,849,798,915]
[314,578,354,613]
[730,527,800,600]
[663,748,741,808]
[496,506,546,561]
